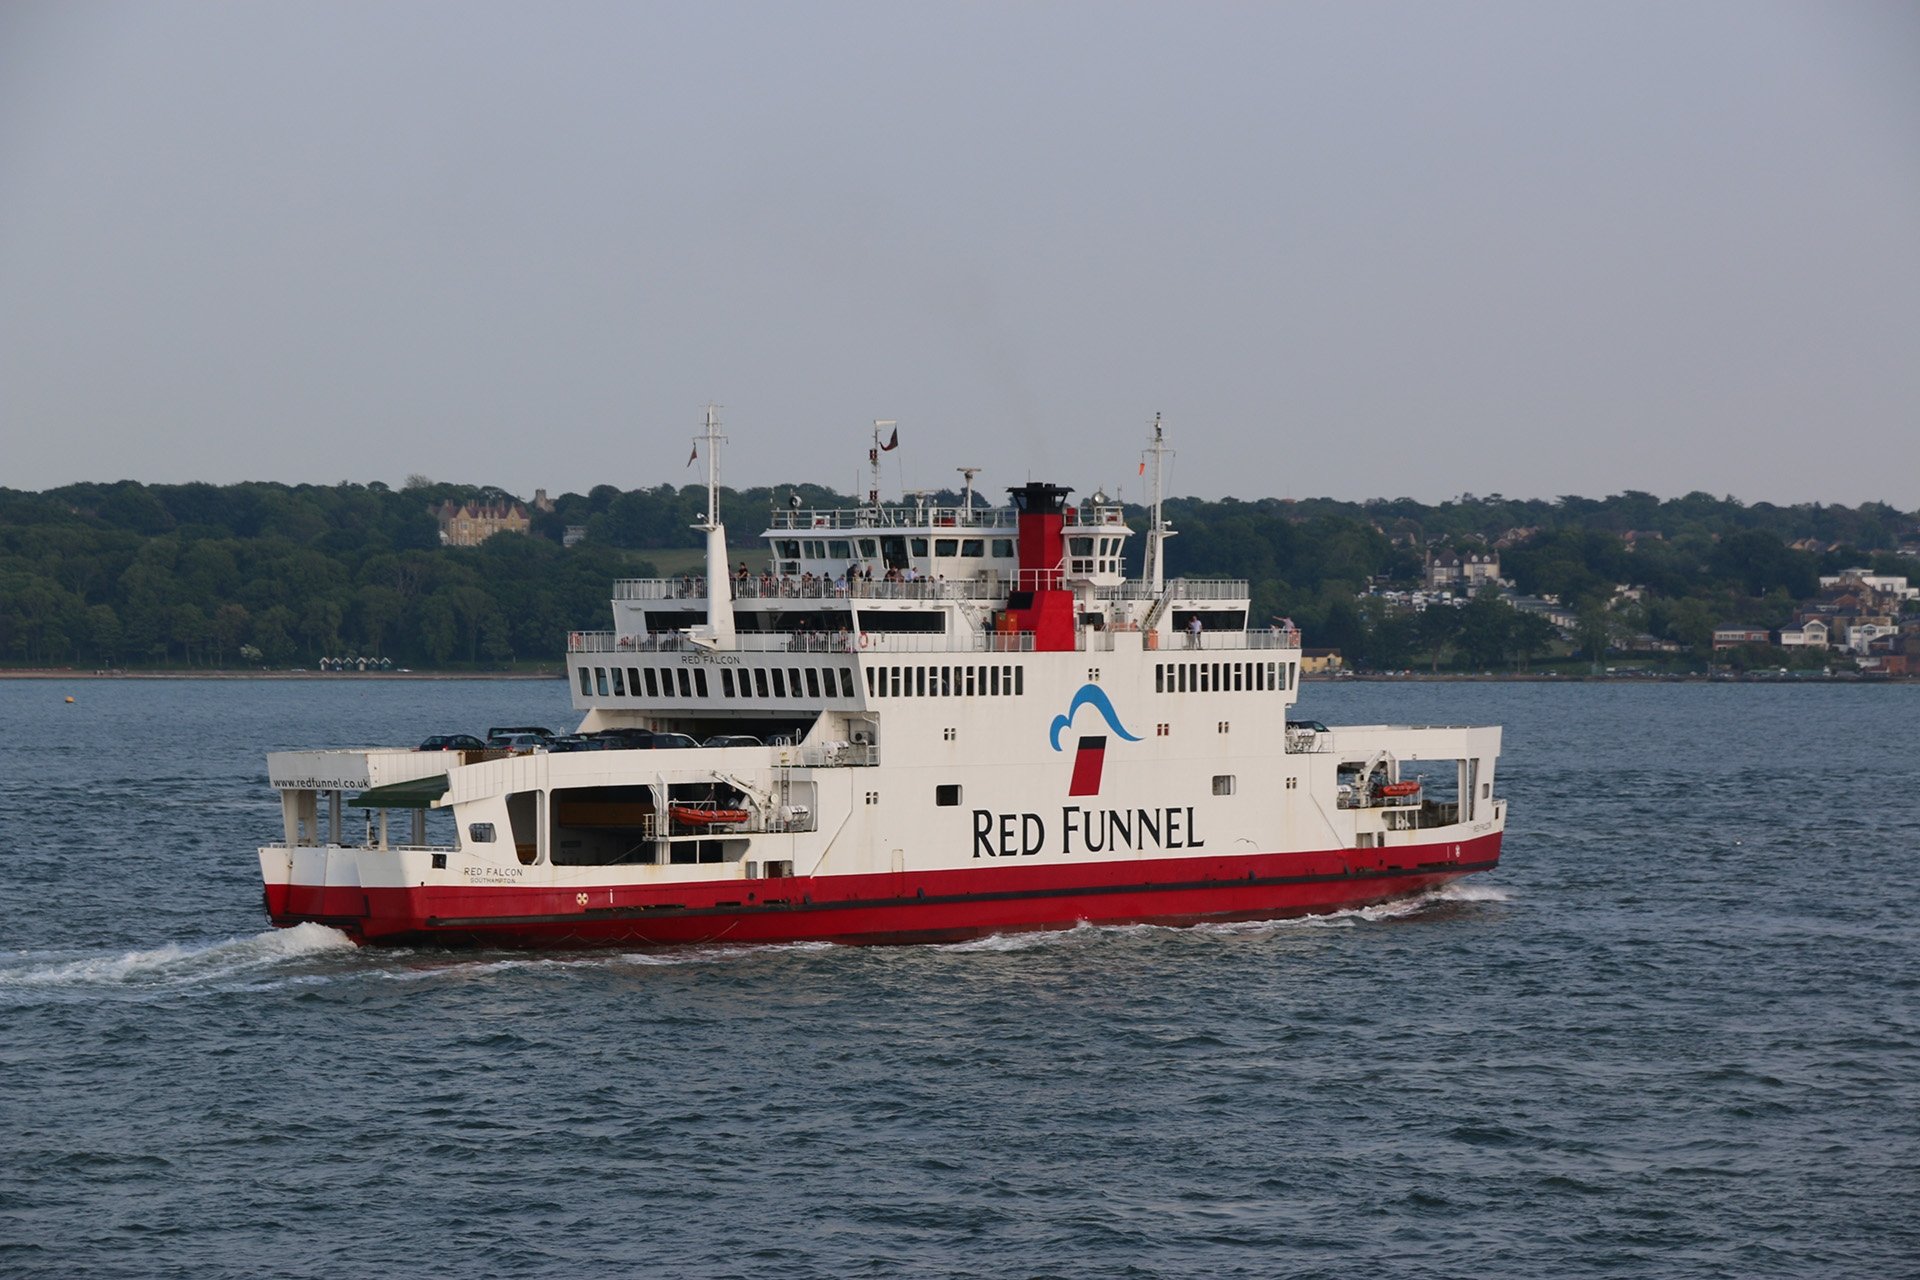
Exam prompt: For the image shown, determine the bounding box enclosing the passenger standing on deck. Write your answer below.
[1189,615,1203,648]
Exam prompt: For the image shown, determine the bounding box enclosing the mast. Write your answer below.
[1143,413,1175,594]
[868,419,898,518]
[957,466,979,521]
[693,404,735,647]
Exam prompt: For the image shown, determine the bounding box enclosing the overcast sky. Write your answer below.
[2,1,1916,507]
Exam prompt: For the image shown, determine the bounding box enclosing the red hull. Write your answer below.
[266,832,1502,948]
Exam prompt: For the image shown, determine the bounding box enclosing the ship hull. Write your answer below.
[265,831,1502,948]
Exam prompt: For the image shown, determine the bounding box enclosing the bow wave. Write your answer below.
[1049,684,1143,752]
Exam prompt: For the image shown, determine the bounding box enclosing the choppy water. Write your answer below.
[1,677,1916,1279]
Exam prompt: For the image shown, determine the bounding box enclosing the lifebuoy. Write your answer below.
[858,632,871,649]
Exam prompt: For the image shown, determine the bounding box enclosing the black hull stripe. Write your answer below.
[422,859,1500,930]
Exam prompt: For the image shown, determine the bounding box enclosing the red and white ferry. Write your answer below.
[260,413,1505,946]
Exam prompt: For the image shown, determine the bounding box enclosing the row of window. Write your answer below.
[1155,660,1296,694]
[864,663,1027,699]
[581,664,856,702]
[772,537,1019,562]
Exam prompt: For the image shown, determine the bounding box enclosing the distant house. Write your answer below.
[1846,622,1900,655]
[1427,549,1501,592]
[1712,625,1771,650]
[435,499,531,546]
[1777,619,1829,649]
[1301,648,1345,675]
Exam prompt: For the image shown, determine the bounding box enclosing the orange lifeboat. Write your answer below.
[1377,781,1421,798]
[670,805,751,826]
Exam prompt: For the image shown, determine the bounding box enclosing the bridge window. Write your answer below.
[721,669,735,697]
[771,668,787,697]
[911,537,928,556]
[805,668,821,698]
[611,667,626,696]
[858,539,878,557]
[628,667,642,694]
[694,669,709,698]
[595,668,609,697]
[934,538,958,557]
[992,539,1014,557]
[789,667,804,698]
[578,667,592,696]
[864,667,876,697]
[839,668,854,698]
[961,539,984,556]
[828,539,852,559]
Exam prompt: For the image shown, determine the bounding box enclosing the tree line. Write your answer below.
[1,477,1914,670]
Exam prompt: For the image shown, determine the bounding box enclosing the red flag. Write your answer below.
[881,427,899,452]
[687,443,699,468]
[1138,460,1146,476]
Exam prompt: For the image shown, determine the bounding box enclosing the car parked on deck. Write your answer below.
[418,734,486,751]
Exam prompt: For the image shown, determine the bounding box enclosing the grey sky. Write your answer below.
[2,1,1916,507]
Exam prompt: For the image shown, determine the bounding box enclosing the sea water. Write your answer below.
[1,678,1915,1279]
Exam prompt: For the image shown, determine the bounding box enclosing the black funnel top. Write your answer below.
[1008,482,1073,516]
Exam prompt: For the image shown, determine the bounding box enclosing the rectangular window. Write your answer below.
[677,669,693,698]
[789,667,803,698]
[610,666,626,696]
[910,537,928,556]
[857,539,877,557]
[864,667,876,697]
[992,539,1015,558]
[989,666,1000,696]
[839,668,854,698]
[722,669,735,697]
[1156,664,1165,693]
[628,667,642,695]
[960,538,984,556]
[595,667,609,697]
[1212,775,1236,796]
[828,539,852,559]
[935,784,962,807]
[964,667,976,696]
[694,669,709,698]
[771,668,787,697]
[755,668,769,698]
[1014,666,1024,696]
[915,666,927,697]
[1233,664,1244,692]
[578,667,592,696]
[467,822,497,843]
[890,667,902,698]
[641,668,658,697]
[805,668,821,698]
[939,666,951,697]
[934,538,958,557]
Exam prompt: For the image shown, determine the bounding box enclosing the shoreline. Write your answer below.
[0,669,563,681]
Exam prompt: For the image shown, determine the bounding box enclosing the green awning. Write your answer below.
[350,774,448,809]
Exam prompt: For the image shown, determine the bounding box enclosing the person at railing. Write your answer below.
[1188,615,1203,648]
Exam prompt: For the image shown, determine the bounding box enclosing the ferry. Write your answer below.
[259,412,1506,945]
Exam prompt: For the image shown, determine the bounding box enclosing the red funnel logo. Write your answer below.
[1068,734,1107,797]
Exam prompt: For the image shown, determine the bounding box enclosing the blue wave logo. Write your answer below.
[1049,684,1143,752]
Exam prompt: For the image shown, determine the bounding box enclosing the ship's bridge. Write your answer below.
[761,495,1132,589]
